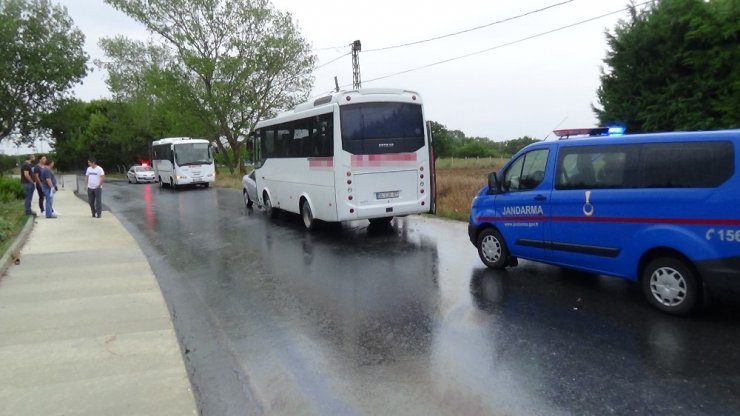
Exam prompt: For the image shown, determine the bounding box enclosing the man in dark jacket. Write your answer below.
[32,155,46,215]
[20,154,37,216]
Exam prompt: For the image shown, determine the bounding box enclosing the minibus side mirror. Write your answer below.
[487,171,501,194]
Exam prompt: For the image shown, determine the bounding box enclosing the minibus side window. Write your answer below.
[504,149,549,192]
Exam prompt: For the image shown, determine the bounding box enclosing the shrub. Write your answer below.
[0,177,24,202]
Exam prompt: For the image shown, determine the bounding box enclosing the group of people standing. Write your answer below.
[20,154,58,219]
[20,155,105,219]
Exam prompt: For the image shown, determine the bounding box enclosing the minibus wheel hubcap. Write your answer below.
[482,235,502,262]
[650,267,686,306]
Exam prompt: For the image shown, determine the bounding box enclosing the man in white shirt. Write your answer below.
[85,157,105,218]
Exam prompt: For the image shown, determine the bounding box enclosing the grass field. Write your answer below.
[435,158,506,221]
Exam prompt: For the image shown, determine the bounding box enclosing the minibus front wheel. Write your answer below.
[476,228,510,269]
[641,257,700,315]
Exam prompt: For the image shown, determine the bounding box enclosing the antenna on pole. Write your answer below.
[351,40,361,90]
[334,76,340,92]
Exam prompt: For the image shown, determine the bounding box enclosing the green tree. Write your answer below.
[502,136,539,156]
[0,0,88,143]
[455,139,495,158]
[428,120,455,158]
[594,0,739,132]
[101,0,316,174]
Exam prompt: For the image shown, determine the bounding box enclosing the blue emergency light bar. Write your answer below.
[553,126,626,139]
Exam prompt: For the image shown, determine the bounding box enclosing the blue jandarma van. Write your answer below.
[468,128,740,315]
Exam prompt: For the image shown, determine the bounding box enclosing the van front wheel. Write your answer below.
[476,228,509,269]
[641,257,700,315]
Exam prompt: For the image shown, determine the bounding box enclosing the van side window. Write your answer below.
[555,141,733,190]
[640,141,733,188]
[556,146,636,189]
[504,149,549,192]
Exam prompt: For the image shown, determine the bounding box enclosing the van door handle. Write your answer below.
[534,194,546,201]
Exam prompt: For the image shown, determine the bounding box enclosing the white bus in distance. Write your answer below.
[151,137,216,189]
[252,88,436,229]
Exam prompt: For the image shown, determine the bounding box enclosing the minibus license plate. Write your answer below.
[376,191,399,199]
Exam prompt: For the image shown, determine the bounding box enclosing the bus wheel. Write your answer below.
[301,200,316,230]
[264,194,278,218]
[641,257,699,315]
[369,217,393,226]
[170,178,176,190]
[476,228,509,269]
[204,183,209,188]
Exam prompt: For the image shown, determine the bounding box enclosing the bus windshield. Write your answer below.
[340,102,424,154]
[175,143,213,166]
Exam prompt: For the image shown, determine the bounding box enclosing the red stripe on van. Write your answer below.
[477,216,740,226]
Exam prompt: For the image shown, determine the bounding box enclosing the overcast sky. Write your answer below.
[4,0,642,154]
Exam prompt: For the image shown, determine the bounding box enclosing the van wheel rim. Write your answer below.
[650,267,687,306]
[482,235,501,263]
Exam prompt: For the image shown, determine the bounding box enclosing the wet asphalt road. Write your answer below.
[95,180,740,416]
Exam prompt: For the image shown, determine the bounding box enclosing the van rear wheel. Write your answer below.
[476,228,509,269]
[641,257,700,315]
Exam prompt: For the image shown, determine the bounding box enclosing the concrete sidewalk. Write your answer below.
[0,176,197,416]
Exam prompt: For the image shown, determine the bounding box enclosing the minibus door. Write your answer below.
[496,149,551,261]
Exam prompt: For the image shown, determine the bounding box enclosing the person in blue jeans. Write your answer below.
[20,154,37,216]
[40,158,58,219]
[85,157,105,218]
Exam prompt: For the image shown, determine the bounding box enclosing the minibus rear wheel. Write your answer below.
[477,228,509,269]
[301,200,316,230]
[641,257,700,315]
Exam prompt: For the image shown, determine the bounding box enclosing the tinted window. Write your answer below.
[640,141,733,188]
[555,141,733,190]
[258,112,333,161]
[152,144,173,162]
[556,145,638,190]
[340,102,424,154]
[504,149,549,192]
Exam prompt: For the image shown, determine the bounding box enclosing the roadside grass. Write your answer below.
[214,171,243,189]
[435,158,505,221]
[0,200,28,259]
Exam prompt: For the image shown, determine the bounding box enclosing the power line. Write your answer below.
[364,0,575,53]
[312,44,350,52]
[314,52,351,70]
[355,2,651,87]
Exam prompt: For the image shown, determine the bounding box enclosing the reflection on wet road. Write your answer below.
[103,181,740,416]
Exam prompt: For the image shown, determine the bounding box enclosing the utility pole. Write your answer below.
[351,40,361,90]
